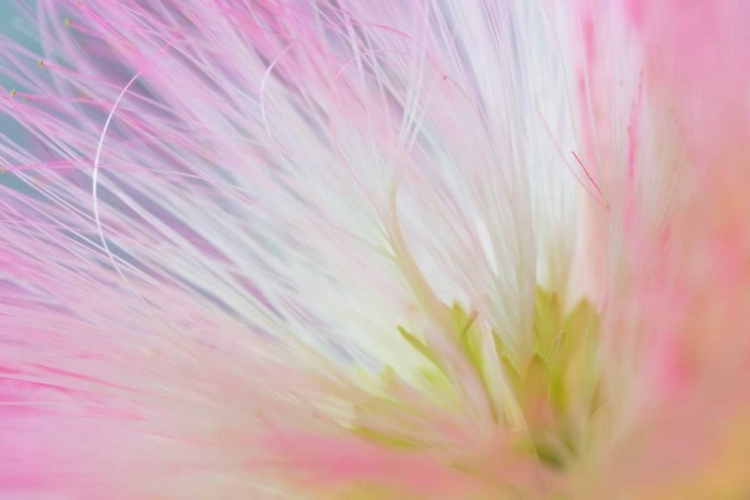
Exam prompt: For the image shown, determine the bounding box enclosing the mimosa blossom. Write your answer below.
[1,0,749,498]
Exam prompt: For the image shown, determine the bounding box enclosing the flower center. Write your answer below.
[351,287,604,471]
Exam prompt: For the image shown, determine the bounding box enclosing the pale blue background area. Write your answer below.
[0,0,31,75]
[1,0,39,188]
[1,0,20,73]
[0,0,29,136]
[0,0,41,80]
[0,0,20,34]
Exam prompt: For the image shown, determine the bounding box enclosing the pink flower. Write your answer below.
[1,0,750,497]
